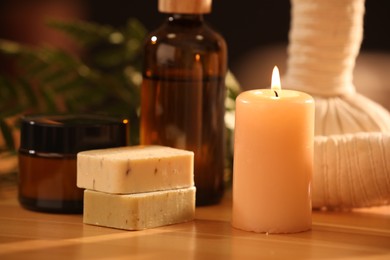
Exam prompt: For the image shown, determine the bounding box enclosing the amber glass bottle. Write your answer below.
[141,0,227,205]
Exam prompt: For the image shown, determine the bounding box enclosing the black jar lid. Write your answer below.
[19,114,129,155]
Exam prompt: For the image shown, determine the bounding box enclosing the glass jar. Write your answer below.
[18,114,128,213]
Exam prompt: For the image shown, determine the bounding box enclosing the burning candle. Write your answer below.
[232,66,314,233]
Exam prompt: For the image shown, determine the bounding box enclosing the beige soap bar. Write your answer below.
[77,145,194,194]
[83,187,196,230]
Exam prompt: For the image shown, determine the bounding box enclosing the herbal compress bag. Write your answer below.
[284,0,390,208]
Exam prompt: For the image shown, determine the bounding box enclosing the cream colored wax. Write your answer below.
[232,67,314,233]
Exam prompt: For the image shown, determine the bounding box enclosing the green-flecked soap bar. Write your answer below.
[83,187,196,230]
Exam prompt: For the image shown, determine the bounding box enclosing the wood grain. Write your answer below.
[0,185,389,259]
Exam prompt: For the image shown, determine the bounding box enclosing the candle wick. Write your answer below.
[274,90,279,97]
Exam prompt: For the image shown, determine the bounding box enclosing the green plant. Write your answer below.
[0,18,146,153]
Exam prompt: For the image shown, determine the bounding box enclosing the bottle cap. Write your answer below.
[159,0,212,14]
[19,114,129,155]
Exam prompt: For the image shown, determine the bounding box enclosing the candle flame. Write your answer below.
[271,66,281,91]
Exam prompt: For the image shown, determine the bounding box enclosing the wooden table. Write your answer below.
[1,184,390,259]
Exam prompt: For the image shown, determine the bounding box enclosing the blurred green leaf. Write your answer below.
[0,18,147,151]
[0,119,14,151]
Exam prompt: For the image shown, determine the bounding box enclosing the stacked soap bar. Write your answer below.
[77,145,195,230]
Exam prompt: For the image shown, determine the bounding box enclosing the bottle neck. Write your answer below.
[166,13,204,25]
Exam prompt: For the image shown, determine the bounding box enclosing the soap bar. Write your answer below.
[77,145,194,194]
[83,187,196,230]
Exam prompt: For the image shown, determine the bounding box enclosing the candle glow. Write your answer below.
[271,66,281,91]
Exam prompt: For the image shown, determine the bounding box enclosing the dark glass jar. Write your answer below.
[140,0,227,205]
[18,114,128,213]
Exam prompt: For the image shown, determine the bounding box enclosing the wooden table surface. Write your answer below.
[1,184,390,259]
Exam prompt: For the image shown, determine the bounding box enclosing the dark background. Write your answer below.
[89,0,390,71]
[88,0,293,70]
[1,0,389,73]
[0,0,390,93]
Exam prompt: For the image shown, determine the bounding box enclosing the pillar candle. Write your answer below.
[232,67,315,233]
